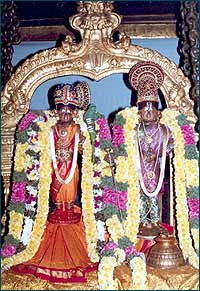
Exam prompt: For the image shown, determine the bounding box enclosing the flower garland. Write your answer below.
[83,105,113,258]
[98,256,119,289]
[130,256,147,290]
[96,106,146,290]
[81,129,99,262]
[178,118,199,255]
[119,107,141,242]
[161,109,199,268]
[2,111,57,268]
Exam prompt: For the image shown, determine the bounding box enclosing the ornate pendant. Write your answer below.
[147,171,155,180]
[145,135,153,144]
[60,130,68,137]
[56,148,70,161]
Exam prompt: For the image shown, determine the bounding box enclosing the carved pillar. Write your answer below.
[1,131,15,236]
[1,0,20,89]
[177,1,199,126]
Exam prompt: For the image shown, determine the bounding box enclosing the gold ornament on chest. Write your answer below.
[147,171,155,180]
[144,135,153,144]
[144,147,156,163]
[55,148,70,162]
[59,128,68,137]
[142,122,160,145]
[54,125,73,161]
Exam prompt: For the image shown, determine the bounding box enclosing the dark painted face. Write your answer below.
[57,106,77,124]
[138,101,159,123]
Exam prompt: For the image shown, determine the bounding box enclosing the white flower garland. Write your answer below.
[50,129,79,184]
[93,122,106,243]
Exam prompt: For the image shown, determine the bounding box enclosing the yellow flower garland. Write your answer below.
[99,107,146,290]
[161,109,198,269]
[5,142,30,246]
[108,107,141,244]
[120,107,147,290]
[98,256,118,289]
[14,143,29,172]
[9,212,24,240]
[81,130,99,262]
[120,107,140,244]
[3,114,56,268]
[130,256,147,290]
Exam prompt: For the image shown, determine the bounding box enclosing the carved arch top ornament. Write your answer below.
[2,1,196,132]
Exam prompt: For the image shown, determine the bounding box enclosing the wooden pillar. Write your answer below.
[177,1,199,128]
[1,1,20,89]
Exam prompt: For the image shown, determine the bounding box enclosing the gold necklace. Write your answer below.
[55,124,73,149]
[142,122,160,144]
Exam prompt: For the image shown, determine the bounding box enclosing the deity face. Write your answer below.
[138,101,159,123]
[57,105,77,124]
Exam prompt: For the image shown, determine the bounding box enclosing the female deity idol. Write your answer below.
[129,62,174,238]
[8,82,97,283]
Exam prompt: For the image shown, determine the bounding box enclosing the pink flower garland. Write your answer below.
[18,112,38,131]
[11,182,26,203]
[125,245,138,257]
[180,124,195,145]
[101,241,117,253]
[112,124,125,147]
[188,198,199,219]
[1,244,16,257]
[179,123,199,222]
[96,118,111,140]
[102,188,127,210]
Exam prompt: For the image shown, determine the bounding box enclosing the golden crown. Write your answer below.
[53,82,91,110]
[129,61,164,104]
